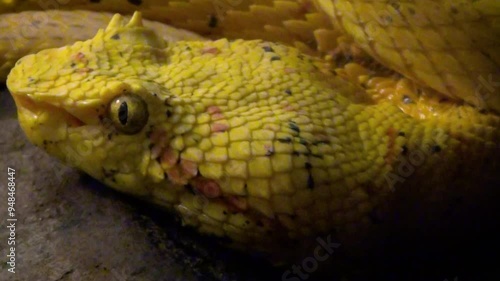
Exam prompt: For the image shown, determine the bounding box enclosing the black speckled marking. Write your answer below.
[118,102,128,125]
[403,95,412,104]
[289,122,300,133]
[389,1,400,11]
[401,145,408,155]
[299,139,309,145]
[262,46,274,52]
[312,140,330,145]
[277,137,292,143]
[431,145,441,153]
[102,168,118,180]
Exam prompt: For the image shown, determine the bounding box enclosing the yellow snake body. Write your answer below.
[2,0,499,257]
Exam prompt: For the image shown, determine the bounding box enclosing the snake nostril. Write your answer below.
[13,95,85,128]
[14,53,34,67]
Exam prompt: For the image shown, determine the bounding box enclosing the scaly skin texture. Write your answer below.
[1,0,498,111]
[315,0,500,111]
[0,0,339,54]
[6,12,499,257]
[0,10,205,80]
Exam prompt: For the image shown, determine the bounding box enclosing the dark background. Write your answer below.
[1,84,499,281]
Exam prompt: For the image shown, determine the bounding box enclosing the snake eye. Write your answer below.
[109,94,149,134]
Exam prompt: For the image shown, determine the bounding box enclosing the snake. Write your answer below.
[1,0,499,261]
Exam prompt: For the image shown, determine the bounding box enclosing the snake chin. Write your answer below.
[12,94,85,144]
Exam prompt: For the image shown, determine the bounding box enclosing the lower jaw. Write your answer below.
[13,95,86,145]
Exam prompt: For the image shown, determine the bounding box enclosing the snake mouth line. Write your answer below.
[12,94,85,128]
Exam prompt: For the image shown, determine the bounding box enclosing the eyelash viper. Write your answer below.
[1,0,499,261]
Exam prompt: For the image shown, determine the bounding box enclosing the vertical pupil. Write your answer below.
[118,101,128,125]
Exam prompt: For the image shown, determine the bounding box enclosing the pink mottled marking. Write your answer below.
[226,196,248,211]
[71,52,89,67]
[150,130,166,143]
[258,217,277,228]
[192,178,221,198]
[207,106,221,114]
[161,147,178,168]
[211,123,229,132]
[201,47,220,55]
[73,52,86,61]
[166,167,189,185]
[284,67,297,74]
[150,144,163,159]
[180,159,198,177]
[150,130,167,160]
